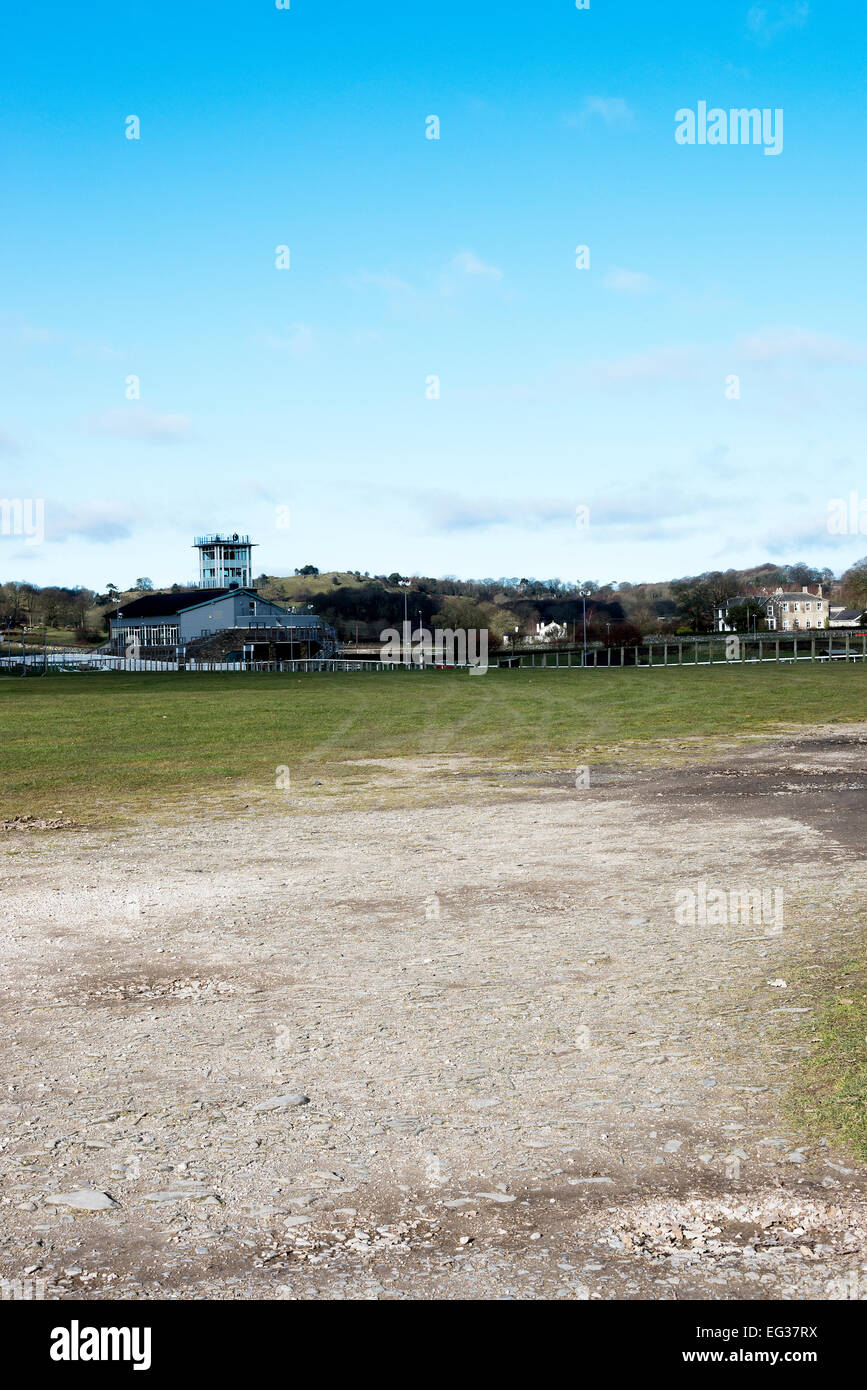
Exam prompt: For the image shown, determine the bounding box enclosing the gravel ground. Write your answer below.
[1,727,866,1301]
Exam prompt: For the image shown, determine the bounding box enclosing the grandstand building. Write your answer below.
[109,533,338,660]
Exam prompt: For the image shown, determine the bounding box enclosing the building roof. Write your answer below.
[193,534,256,547]
[831,607,862,621]
[111,587,236,619]
[177,588,269,615]
[770,591,828,602]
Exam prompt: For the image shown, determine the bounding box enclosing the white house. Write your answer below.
[532,620,568,643]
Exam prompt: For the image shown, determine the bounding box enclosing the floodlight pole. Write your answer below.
[579,590,590,664]
[398,580,411,666]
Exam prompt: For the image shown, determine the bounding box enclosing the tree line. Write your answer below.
[2,558,865,644]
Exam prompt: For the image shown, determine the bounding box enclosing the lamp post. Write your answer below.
[398,580,411,666]
[579,589,590,664]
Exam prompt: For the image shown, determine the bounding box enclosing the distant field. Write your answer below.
[2,663,866,824]
[268,569,390,599]
[0,628,89,653]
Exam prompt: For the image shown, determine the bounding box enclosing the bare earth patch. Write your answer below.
[1,727,865,1300]
[0,816,79,833]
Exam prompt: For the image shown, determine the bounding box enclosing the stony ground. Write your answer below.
[1,726,866,1300]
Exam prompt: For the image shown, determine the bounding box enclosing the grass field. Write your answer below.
[2,661,867,824]
[788,942,867,1160]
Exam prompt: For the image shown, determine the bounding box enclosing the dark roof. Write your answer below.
[771,591,826,602]
[111,587,236,619]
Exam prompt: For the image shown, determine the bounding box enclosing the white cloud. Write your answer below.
[425,492,572,532]
[391,481,726,542]
[44,502,137,544]
[604,266,656,294]
[566,97,635,128]
[438,251,507,300]
[258,322,314,355]
[450,251,503,279]
[347,270,416,296]
[591,345,698,385]
[86,408,192,443]
[747,3,809,44]
[737,327,864,365]
[351,255,506,309]
[0,314,120,360]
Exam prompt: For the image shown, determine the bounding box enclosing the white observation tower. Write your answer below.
[193,533,256,589]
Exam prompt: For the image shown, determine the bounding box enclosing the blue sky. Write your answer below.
[1,0,865,588]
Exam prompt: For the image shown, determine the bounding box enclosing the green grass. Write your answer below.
[0,628,93,653]
[1,662,866,824]
[270,570,391,598]
[788,946,867,1160]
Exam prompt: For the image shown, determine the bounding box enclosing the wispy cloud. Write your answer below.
[424,492,573,532]
[349,252,507,310]
[565,96,635,129]
[394,484,720,542]
[591,345,699,385]
[45,502,136,544]
[737,327,864,365]
[0,314,60,347]
[746,2,809,45]
[257,322,314,355]
[438,250,506,299]
[574,325,864,394]
[346,270,416,296]
[0,314,120,359]
[85,408,192,443]
[604,266,657,294]
[449,250,503,280]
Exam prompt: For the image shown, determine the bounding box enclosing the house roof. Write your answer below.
[831,607,862,621]
[111,587,237,619]
[111,587,298,622]
[177,588,269,615]
[770,592,828,602]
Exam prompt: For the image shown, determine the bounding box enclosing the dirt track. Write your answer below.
[1,728,866,1300]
